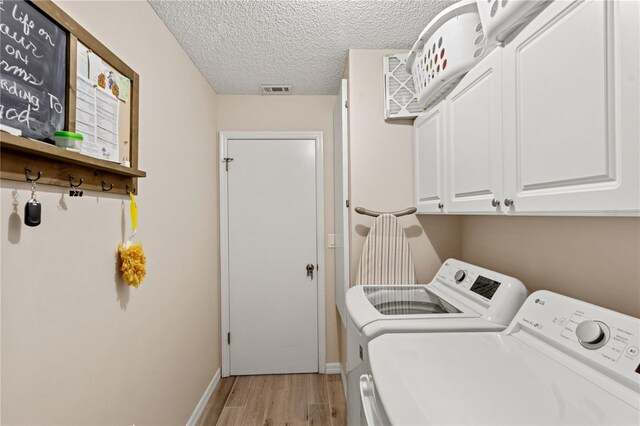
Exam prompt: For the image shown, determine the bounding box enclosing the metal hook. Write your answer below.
[126,184,136,194]
[69,175,83,188]
[24,168,42,182]
[101,181,113,192]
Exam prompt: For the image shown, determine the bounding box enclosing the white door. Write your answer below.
[503,0,640,215]
[334,79,350,325]
[226,138,319,375]
[446,48,503,214]
[414,100,446,214]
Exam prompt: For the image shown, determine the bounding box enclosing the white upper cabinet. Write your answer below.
[446,48,503,214]
[503,0,639,215]
[413,0,639,216]
[414,101,446,213]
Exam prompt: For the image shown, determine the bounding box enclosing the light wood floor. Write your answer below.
[197,374,347,426]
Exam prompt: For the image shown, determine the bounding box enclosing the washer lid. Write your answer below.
[369,332,640,425]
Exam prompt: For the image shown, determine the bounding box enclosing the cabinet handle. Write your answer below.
[491,198,500,207]
[437,202,444,209]
[504,198,514,207]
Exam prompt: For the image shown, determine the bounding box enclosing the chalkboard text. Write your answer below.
[0,0,66,141]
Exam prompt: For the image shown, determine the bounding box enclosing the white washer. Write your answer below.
[346,258,529,425]
[366,290,640,425]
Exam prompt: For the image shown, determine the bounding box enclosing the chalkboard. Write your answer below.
[0,0,67,143]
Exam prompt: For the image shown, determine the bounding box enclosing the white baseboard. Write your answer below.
[340,364,347,397]
[186,368,221,426]
[325,362,341,374]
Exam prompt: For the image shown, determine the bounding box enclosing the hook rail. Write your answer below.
[19,167,136,194]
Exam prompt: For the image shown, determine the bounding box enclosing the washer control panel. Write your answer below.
[436,259,523,303]
[510,290,640,383]
[432,259,529,326]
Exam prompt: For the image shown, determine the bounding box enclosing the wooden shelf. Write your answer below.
[1,132,145,177]
[1,131,146,195]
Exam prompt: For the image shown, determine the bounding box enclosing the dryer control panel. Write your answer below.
[508,290,640,387]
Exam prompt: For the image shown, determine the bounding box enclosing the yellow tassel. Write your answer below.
[118,242,147,287]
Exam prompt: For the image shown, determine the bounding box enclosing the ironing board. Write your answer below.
[355,213,416,285]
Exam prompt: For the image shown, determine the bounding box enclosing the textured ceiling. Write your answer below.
[148,0,455,95]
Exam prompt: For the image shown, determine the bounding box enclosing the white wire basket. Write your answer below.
[477,0,551,44]
[383,53,422,120]
[406,0,489,109]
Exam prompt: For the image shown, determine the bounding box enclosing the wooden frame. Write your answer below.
[219,131,326,377]
[0,0,145,195]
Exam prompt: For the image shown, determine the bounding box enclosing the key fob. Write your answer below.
[24,199,41,227]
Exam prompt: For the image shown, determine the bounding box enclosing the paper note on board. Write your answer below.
[88,51,103,83]
[95,87,119,161]
[76,75,119,162]
[76,75,97,153]
[77,42,90,79]
[89,58,131,103]
[114,73,131,103]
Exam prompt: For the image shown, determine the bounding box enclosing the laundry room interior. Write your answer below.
[1,0,639,425]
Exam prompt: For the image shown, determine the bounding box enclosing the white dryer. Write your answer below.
[346,258,529,425]
[365,290,640,425]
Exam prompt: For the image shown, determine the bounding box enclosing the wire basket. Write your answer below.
[407,0,489,109]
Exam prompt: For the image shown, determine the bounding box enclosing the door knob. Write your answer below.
[306,263,315,279]
[504,198,514,207]
[491,198,500,207]
[437,201,444,209]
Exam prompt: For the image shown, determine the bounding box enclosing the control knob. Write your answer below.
[454,270,466,283]
[576,320,607,349]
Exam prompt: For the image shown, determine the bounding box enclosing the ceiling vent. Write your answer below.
[260,84,292,95]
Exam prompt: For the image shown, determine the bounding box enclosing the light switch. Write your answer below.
[328,234,336,249]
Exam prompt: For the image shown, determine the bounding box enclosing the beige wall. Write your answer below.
[1,1,219,424]
[341,50,462,368]
[346,49,461,286]
[216,95,340,363]
[461,216,640,318]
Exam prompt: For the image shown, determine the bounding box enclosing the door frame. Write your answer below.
[334,79,350,327]
[219,131,326,377]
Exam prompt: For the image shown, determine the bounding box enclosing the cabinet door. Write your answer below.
[414,101,446,213]
[446,48,503,214]
[503,0,639,215]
